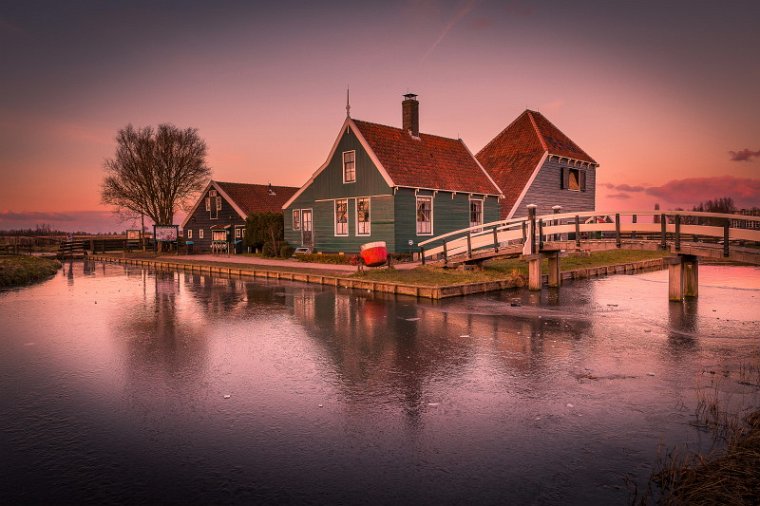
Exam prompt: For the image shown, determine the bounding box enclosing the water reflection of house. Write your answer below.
[285,287,593,418]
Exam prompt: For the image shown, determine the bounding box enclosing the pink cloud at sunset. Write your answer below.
[600,176,760,211]
[1,1,759,232]
[730,149,760,162]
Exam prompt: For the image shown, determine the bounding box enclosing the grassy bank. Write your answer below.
[0,255,61,288]
[354,249,669,286]
[635,353,760,504]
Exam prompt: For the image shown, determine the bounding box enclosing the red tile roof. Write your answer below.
[216,181,299,216]
[352,119,501,196]
[476,110,596,218]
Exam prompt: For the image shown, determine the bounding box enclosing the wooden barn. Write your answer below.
[182,181,298,253]
[282,94,503,254]
[476,110,598,219]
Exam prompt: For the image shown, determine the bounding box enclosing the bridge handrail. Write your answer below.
[534,209,760,223]
[417,216,526,247]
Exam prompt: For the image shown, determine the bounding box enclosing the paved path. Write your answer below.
[174,254,421,273]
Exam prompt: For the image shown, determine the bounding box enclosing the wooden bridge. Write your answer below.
[417,208,760,300]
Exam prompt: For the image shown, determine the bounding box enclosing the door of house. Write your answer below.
[301,209,313,247]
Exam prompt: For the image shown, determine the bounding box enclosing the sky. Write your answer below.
[1,0,759,232]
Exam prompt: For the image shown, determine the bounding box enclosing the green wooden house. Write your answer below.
[282,94,503,254]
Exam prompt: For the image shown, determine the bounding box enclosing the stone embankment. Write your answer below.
[91,255,666,299]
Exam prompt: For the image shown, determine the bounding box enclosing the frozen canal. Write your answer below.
[1,261,759,504]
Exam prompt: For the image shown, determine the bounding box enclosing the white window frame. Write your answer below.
[342,150,356,184]
[187,229,192,239]
[216,196,222,211]
[356,197,371,236]
[205,197,211,211]
[198,229,204,239]
[416,196,433,236]
[292,209,301,231]
[235,227,243,239]
[334,199,349,236]
[469,198,484,231]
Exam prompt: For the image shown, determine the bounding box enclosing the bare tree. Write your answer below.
[101,124,211,226]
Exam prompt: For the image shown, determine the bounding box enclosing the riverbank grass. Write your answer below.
[354,249,669,286]
[0,255,61,288]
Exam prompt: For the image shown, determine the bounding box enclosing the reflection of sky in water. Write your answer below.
[0,262,758,505]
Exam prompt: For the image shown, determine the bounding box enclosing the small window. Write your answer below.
[562,167,586,192]
[187,229,193,239]
[209,189,217,197]
[356,197,370,236]
[293,209,301,231]
[335,199,348,236]
[343,151,356,183]
[235,228,243,239]
[216,196,222,211]
[205,197,211,211]
[199,229,204,239]
[469,199,483,230]
[416,196,433,235]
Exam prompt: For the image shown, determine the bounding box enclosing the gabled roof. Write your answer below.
[181,180,298,228]
[216,181,298,215]
[476,110,596,217]
[282,117,502,209]
[351,119,502,196]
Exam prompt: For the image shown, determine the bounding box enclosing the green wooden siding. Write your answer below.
[393,189,500,253]
[284,125,394,252]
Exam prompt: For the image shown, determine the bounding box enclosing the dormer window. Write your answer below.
[343,151,356,183]
[561,167,586,192]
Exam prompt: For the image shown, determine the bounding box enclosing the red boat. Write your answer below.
[360,241,388,267]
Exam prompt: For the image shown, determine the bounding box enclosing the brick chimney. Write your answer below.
[402,93,419,137]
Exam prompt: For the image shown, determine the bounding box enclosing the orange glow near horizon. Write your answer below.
[1,1,759,231]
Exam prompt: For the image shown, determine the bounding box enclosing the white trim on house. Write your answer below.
[281,117,397,210]
[468,196,485,230]
[506,151,549,219]
[459,139,504,198]
[292,209,301,231]
[355,196,371,236]
[180,180,248,229]
[334,198,349,236]
[342,150,356,184]
[415,195,434,236]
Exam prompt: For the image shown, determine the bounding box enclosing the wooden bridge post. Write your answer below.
[527,254,542,291]
[547,251,561,288]
[552,205,562,242]
[723,219,730,257]
[420,246,425,265]
[466,233,472,259]
[615,213,621,248]
[575,215,581,247]
[492,226,499,253]
[667,256,683,301]
[660,214,667,250]
[527,204,537,255]
[674,214,681,251]
[683,255,698,298]
[442,241,448,265]
[631,214,637,239]
[538,219,544,251]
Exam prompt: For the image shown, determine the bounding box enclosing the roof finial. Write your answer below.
[346,86,351,118]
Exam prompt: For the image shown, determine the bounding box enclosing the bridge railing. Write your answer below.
[418,209,760,264]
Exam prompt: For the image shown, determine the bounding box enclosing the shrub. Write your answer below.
[245,212,284,252]
[262,241,277,257]
[279,244,295,258]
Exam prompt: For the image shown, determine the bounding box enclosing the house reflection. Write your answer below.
[285,286,594,422]
[115,271,210,399]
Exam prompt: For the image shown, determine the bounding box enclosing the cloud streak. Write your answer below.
[603,176,760,208]
[729,149,760,162]
[422,0,479,62]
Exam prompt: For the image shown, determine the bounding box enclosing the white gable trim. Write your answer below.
[281,118,396,210]
[506,151,549,219]
[214,183,249,222]
[459,139,504,198]
[181,180,214,229]
[180,180,248,229]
